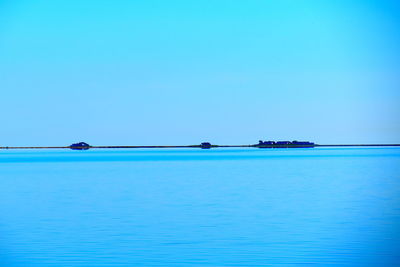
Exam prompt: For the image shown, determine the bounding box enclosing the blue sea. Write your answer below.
[0,147,399,266]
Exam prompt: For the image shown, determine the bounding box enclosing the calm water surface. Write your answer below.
[0,148,399,266]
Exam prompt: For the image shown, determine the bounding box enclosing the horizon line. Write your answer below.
[1,143,400,150]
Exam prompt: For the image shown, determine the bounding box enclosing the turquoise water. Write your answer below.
[0,147,399,266]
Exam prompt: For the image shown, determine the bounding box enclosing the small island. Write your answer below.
[70,142,91,150]
[256,140,315,148]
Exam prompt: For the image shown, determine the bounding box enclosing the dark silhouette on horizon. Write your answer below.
[257,140,315,148]
[70,142,90,150]
[0,140,399,150]
[200,142,212,149]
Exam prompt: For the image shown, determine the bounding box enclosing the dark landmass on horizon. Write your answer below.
[1,140,400,150]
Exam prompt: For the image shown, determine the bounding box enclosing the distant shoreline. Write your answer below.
[1,144,400,150]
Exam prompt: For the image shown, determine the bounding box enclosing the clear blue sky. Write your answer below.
[1,0,399,146]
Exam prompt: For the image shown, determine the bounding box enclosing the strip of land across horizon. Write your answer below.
[1,142,400,150]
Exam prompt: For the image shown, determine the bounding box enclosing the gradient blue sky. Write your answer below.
[1,0,399,146]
